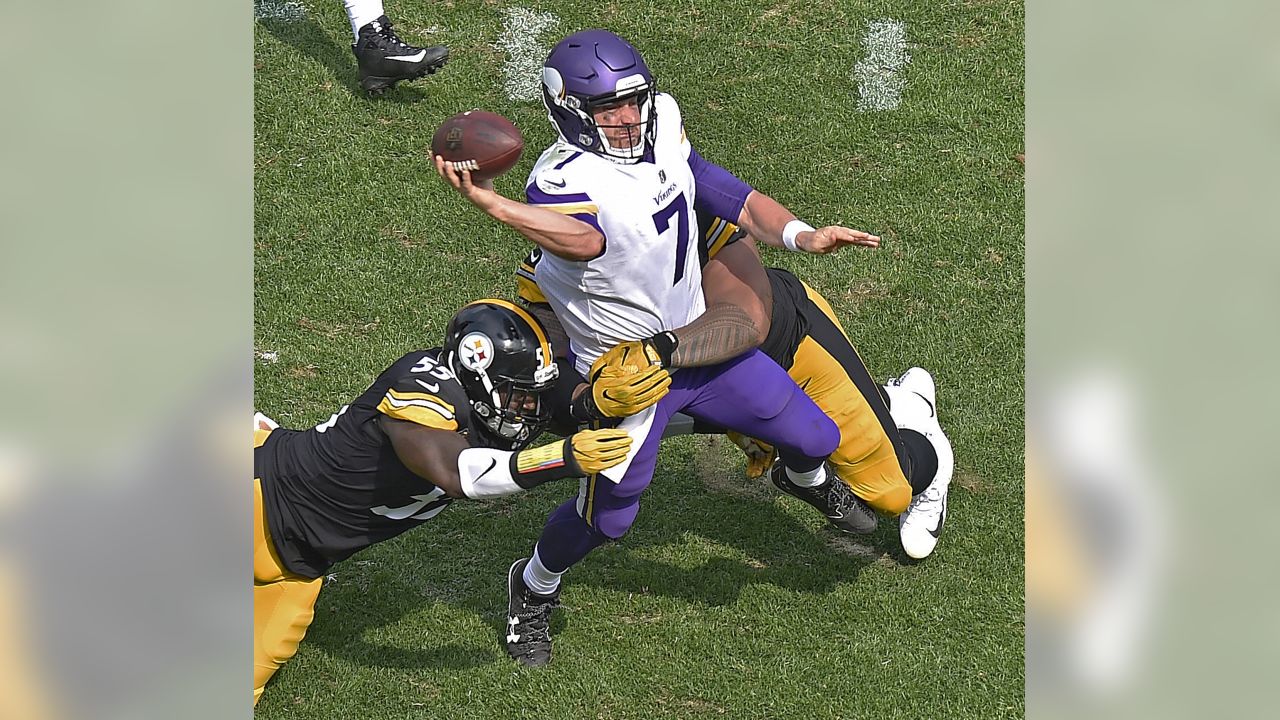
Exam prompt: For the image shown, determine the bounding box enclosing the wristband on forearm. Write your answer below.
[570,387,603,423]
[645,331,679,367]
[781,219,815,252]
[510,438,585,488]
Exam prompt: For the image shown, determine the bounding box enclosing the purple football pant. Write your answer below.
[535,350,839,573]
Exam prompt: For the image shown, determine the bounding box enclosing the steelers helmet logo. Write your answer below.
[458,332,495,372]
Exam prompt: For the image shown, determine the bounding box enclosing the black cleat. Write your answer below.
[351,15,449,95]
[770,461,878,534]
[504,558,560,667]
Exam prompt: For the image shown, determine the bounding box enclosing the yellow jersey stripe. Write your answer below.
[707,223,737,259]
[531,202,599,216]
[384,390,455,416]
[376,398,459,431]
[516,276,548,304]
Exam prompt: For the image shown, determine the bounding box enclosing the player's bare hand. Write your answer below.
[434,155,497,205]
[799,225,881,254]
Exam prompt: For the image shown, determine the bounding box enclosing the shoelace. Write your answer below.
[826,481,869,518]
[371,22,413,51]
[908,484,944,514]
[512,599,557,643]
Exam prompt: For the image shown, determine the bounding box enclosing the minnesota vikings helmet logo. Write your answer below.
[458,332,495,372]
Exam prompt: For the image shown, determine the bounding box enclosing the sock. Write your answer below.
[785,463,828,488]
[345,0,386,41]
[535,498,612,570]
[900,428,938,495]
[522,546,563,596]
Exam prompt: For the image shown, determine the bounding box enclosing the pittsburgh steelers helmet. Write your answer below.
[443,299,559,448]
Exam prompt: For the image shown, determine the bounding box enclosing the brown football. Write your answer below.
[431,110,524,181]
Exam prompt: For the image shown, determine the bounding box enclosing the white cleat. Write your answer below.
[892,366,936,411]
[885,368,955,560]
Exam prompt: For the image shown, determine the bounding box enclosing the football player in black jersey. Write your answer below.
[252,299,665,704]
[516,212,954,558]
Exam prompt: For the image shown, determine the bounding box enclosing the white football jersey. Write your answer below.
[525,92,704,375]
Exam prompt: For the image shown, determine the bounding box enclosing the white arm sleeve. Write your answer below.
[456,447,520,499]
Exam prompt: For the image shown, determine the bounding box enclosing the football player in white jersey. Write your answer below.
[436,29,882,667]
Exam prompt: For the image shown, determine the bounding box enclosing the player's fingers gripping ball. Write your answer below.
[569,428,634,473]
[430,110,524,182]
[592,365,672,417]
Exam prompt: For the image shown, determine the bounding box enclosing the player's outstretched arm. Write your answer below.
[434,156,604,261]
[379,417,473,497]
[380,415,631,500]
[736,190,881,254]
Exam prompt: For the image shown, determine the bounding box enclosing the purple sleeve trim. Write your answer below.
[687,147,752,223]
[526,184,594,206]
[553,151,584,170]
[570,212,603,234]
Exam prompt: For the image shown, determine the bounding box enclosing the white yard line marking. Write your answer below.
[254,0,307,22]
[496,8,559,102]
[853,19,910,112]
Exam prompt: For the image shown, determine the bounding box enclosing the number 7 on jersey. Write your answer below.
[652,192,690,286]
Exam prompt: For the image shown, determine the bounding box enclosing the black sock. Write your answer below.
[900,429,937,495]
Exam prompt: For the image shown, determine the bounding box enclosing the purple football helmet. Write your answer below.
[541,29,657,162]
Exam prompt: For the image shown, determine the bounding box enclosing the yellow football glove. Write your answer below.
[591,339,664,378]
[590,364,672,418]
[568,428,633,474]
[726,432,776,479]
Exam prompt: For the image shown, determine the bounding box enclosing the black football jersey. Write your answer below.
[756,268,810,370]
[255,348,475,579]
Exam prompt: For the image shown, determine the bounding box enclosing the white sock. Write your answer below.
[345,0,386,41]
[785,463,828,488]
[522,546,562,596]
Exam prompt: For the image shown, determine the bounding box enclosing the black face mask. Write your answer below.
[470,384,549,451]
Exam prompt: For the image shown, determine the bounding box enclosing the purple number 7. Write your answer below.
[652,192,690,285]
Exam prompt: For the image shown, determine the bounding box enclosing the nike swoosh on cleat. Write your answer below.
[389,50,427,63]
[546,178,567,188]
[927,494,947,538]
[912,390,936,417]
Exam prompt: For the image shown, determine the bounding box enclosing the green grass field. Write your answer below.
[254,1,1024,717]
